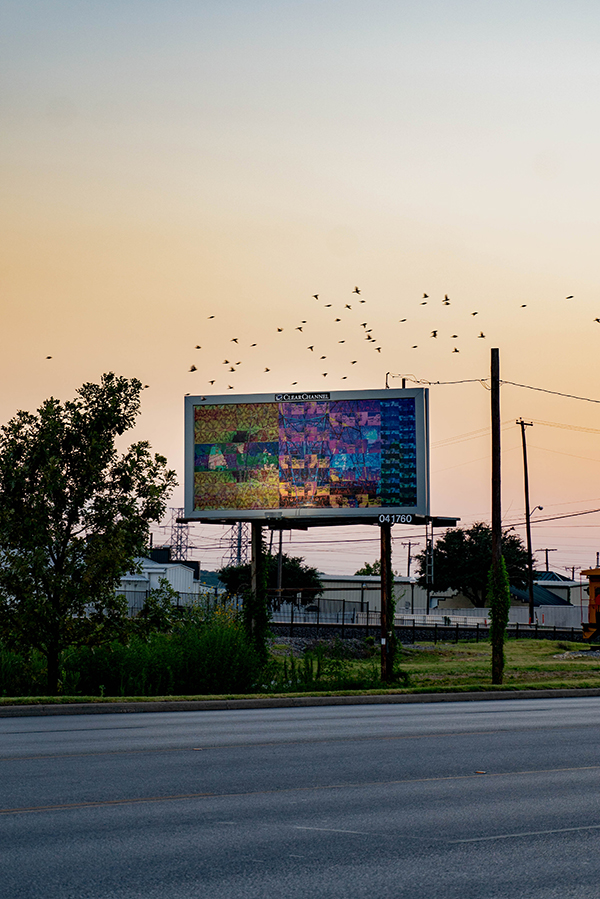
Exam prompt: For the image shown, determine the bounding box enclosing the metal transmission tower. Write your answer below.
[224,522,250,567]
[169,508,191,561]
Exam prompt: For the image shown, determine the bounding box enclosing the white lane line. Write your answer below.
[452,823,600,843]
[293,826,368,835]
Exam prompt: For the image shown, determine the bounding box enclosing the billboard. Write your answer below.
[184,389,429,523]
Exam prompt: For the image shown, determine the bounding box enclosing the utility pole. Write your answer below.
[490,348,506,685]
[491,350,501,568]
[277,529,284,605]
[517,420,535,624]
[401,541,419,578]
[536,548,557,572]
[380,520,393,682]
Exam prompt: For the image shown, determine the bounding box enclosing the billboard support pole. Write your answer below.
[380,521,393,682]
[249,522,268,661]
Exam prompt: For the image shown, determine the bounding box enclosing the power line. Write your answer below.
[501,380,600,404]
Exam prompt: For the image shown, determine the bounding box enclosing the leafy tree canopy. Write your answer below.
[354,560,381,576]
[414,522,529,608]
[219,551,323,607]
[0,373,177,692]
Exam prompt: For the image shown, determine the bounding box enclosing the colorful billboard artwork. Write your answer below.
[186,390,427,518]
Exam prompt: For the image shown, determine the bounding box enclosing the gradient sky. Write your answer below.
[3,0,600,575]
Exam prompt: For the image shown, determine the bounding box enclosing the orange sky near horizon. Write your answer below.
[2,0,600,574]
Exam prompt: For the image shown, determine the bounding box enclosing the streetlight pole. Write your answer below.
[517,419,535,624]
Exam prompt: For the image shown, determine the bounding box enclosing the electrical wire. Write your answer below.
[501,381,600,404]
[531,419,600,435]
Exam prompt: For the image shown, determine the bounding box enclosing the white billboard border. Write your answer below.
[184,388,430,524]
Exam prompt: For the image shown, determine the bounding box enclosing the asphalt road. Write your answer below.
[3,698,600,898]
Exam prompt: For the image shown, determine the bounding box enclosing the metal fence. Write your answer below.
[118,589,229,616]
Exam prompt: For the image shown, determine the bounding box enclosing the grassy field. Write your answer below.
[399,639,600,692]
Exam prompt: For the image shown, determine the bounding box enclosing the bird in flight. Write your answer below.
[341,376,348,380]
[208,315,215,319]
[250,343,257,347]
[471,312,478,316]
[399,318,407,322]
[452,348,460,353]
[46,355,52,359]
[360,322,367,327]
[228,385,234,390]
[351,360,357,364]
[335,318,341,322]
[412,345,418,349]
[443,295,450,304]
[296,326,303,331]
[313,294,319,300]
[359,299,366,303]
[195,345,201,349]
[325,304,332,307]
[223,359,229,364]
[320,355,326,359]
[521,305,527,308]
[229,366,236,372]
[478,331,486,338]
[423,293,429,299]
[144,385,150,389]
[189,365,197,372]
[421,301,427,305]
[594,318,600,323]
[264,367,270,372]
[431,330,438,338]
[291,381,298,385]
[339,340,345,343]
[451,334,458,338]
[307,345,314,351]
[209,380,215,385]
[566,295,574,299]
[322,372,328,377]
[375,347,381,353]
[231,338,238,343]
[277,328,284,332]
[345,304,352,310]
[353,287,361,294]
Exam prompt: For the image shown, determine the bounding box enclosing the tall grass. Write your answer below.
[0,605,262,697]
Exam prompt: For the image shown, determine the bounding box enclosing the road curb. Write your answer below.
[3,687,600,716]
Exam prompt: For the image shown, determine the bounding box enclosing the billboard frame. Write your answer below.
[184,388,430,525]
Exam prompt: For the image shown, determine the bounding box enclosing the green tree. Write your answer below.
[354,560,381,576]
[415,522,528,607]
[0,373,177,693]
[219,552,323,608]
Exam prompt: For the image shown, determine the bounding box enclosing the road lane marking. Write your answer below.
[3,763,600,816]
[451,823,600,843]
[293,826,368,835]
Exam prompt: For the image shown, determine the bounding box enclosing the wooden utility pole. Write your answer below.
[491,349,501,568]
[517,419,535,624]
[380,520,393,682]
[249,521,269,660]
[490,348,509,684]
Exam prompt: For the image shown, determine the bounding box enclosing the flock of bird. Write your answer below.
[182,288,582,391]
[40,288,580,393]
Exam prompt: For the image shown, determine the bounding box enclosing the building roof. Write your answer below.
[510,583,572,606]
[535,570,576,583]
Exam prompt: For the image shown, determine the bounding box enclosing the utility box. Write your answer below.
[581,569,599,641]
